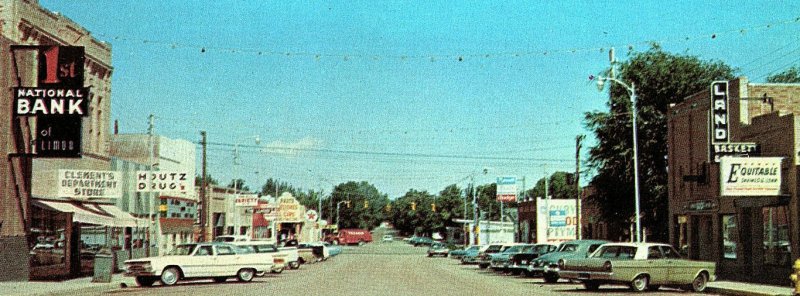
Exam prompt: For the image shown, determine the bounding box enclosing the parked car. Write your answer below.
[461,245,487,264]
[410,237,435,247]
[298,243,329,262]
[124,242,272,287]
[477,243,518,269]
[508,243,559,276]
[448,246,476,260]
[213,235,251,242]
[382,235,394,242]
[427,242,450,257]
[558,242,716,292]
[325,229,372,245]
[489,244,535,273]
[322,242,342,257]
[231,241,300,272]
[529,239,609,283]
[232,244,282,273]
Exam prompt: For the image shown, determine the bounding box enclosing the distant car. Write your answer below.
[448,246,475,260]
[558,242,716,292]
[529,239,609,283]
[382,235,394,242]
[489,244,535,273]
[508,243,559,276]
[477,243,519,269]
[461,245,488,264]
[411,237,435,247]
[427,243,450,257]
[321,242,342,257]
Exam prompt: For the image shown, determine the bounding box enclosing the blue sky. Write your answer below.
[39,1,800,197]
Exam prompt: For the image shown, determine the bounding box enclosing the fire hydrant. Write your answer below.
[790,259,800,295]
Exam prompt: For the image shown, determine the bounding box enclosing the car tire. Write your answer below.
[427,253,432,257]
[135,276,156,287]
[358,240,365,246]
[271,267,284,274]
[160,267,181,286]
[236,268,255,282]
[510,270,522,276]
[583,281,600,291]
[691,273,708,292]
[630,274,649,292]
[444,254,448,258]
[213,277,227,283]
[543,273,559,283]
[478,264,488,269]
[289,261,300,269]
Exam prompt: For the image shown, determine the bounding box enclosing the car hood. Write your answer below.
[125,255,188,264]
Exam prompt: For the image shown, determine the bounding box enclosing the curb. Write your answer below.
[707,286,794,296]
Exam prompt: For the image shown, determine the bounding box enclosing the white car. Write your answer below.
[382,235,393,242]
[124,242,272,287]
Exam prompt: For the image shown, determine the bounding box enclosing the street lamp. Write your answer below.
[592,75,642,243]
[233,135,260,236]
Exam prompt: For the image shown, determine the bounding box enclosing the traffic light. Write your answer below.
[364,200,369,209]
[431,203,436,212]
[385,204,391,212]
[346,200,351,208]
[411,202,416,211]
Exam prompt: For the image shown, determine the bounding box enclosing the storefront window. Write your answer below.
[29,207,68,268]
[722,215,737,260]
[763,206,790,266]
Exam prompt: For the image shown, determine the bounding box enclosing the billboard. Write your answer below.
[536,198,578,243]
[720,157,782,196]
[496,176,517,202]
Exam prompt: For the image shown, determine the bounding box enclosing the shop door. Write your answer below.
[690,215,713,260]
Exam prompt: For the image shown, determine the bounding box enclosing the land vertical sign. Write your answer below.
[496,176,517,202]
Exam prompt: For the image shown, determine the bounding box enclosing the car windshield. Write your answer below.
[504,245,523,253]
[168,244,197,256]
[592,245,636,259]
[533,245,551,252]
[559,244,578,252]
[254,245,277,253]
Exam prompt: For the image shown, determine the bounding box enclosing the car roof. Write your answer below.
[598,242,673,248]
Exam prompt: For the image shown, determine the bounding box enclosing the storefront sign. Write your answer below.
[12,46,88,158]
[255,203,279,220]
[496,176,518,202]
[710,81,729,143]
[58,170,122,199]
[305,210,318,222]
[278,193,303,221]
[135,171,194,193]
[536,198,577,243]
[720,157,782,196]
[712,142,760,162]
[235,194,259,207]
[685,200,717,212]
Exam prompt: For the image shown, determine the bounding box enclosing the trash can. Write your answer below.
[92,252,113,283]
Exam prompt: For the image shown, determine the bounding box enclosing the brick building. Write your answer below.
[667,77,800,284]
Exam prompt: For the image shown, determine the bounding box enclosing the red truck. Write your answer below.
[325,229,372,245]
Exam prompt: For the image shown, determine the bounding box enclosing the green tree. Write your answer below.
[227,178,250,192]
[584,45,734,241]
[195,175,219,186]
[525,171,578,201]
[767,66,800,83]
[329,181,388,230]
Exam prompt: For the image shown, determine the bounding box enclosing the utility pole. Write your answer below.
[575,135,585,240]
[147,114,158,255]
[200,131,207,242]
[544,165,549,243]
[472,175,478,245]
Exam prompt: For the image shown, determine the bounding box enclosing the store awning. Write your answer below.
[97,204,148,228]
[33,199,116,227]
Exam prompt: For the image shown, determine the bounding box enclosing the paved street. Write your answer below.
[102,241,722,296]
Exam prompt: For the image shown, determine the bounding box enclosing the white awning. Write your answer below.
[97,204,148,228]
[34,200,116,227]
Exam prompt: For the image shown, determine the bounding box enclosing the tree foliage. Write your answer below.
[584,45,734,241]
[525,171,579,201]
[767,66,800,83]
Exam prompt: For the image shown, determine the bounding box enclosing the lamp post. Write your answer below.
[592,75,642,243]
[233,135,260,236]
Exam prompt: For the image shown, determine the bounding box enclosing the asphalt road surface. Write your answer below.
[106,240,721,296]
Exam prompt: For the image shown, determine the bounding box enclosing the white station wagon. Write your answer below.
[125,242,273,287]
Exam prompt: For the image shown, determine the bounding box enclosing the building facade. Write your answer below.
[0,0,116,281]
[667,77,800,285]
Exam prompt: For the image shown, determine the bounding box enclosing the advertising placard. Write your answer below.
[235,194,259,207]
[136,171,194,193]
[536,198,577,243]
[496,176,517,202]
[720,157,782,196]
[58,170,122,199]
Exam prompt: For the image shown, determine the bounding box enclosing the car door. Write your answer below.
[645,246,668,284]
[661,245,684,284]
[214,245,239,276]
[186,245,216,278]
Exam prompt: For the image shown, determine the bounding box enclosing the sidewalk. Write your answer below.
[707,281,794,296]
[0,275,135,296]
[0,277,795,296]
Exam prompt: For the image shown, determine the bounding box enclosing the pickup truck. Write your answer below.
[124,242,272,287]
